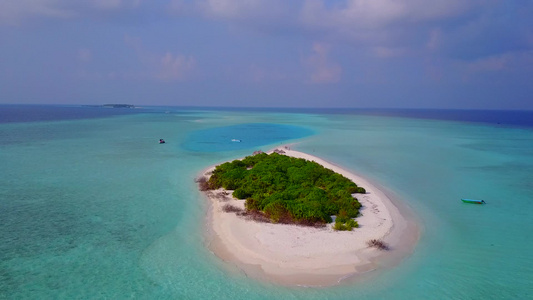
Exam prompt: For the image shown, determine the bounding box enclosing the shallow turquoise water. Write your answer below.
[182,122,313,152]
[1,109,532,299]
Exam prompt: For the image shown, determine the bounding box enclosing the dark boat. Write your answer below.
[159,139,165,144]
[461,198,485,204]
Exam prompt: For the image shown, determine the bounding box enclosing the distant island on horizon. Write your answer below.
[81,104,135,109]
[102,104,135,108]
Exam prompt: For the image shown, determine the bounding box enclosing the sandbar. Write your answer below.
[201,146,418,287]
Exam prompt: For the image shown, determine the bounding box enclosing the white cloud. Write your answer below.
[0,0,143,25]
[300,0,403,30]
[453,50,533,84]
[372,46,408,58]
[303,42,342,83]
[244,64,292,83]
[124,35,196,81]
[201,0,251,19]
[427,28,442,51]
[124,34,143,52]
[468,55,507,72]
[166,0,488,60]
[158,52,196,81]
[169,0,291,28]
[171,0,475,27]
[78,48,92,62]
[90,0,142,10]
[197,0,285,21]
[465,51,533,73]
[300,0,476,30]
[91,0,123,10]
[0,0,73,25]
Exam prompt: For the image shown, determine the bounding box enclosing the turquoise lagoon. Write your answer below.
[1,106,532,299]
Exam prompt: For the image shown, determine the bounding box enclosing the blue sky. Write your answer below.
[0,0,532,109]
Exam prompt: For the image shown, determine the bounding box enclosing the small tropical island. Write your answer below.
[82,104,136,108]
[103,104,135,108]
[199,146,418,286]
[200,151,366,230]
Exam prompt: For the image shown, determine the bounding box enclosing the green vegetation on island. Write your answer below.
[204,152,366,230]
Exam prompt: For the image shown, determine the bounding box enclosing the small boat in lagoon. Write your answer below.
[231,139,241,142]
[461,198,485,204]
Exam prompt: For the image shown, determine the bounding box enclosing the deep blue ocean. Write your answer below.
[1,105,532,299]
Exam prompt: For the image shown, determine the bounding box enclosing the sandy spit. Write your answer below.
[201,146,419,287]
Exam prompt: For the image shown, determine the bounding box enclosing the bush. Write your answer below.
[367,239,389,250]
[196,176,210,191]
[335,210,349,224]
[245,198,260,211]
[264,201,289,223]
[333,221,347,231]
[233,188,249,199]
[333,218,359,231]
[207,153,364,227]
[222,204,243,213]
[346,219,358,230]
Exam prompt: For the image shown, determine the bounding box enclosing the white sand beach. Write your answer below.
[202,146,418,286]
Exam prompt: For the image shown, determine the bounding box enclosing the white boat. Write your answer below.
[231,139,241,142]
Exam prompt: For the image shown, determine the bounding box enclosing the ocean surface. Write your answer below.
[1,105,532,299]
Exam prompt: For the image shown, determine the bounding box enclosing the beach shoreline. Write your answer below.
[201,146,419,287]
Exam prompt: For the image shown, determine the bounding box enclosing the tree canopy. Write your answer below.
[207,153,365,227]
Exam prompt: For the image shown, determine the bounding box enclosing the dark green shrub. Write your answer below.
[335,210,350,224]
[264,201,288,223]
[233,188,249,199]
[245,198,260,211]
